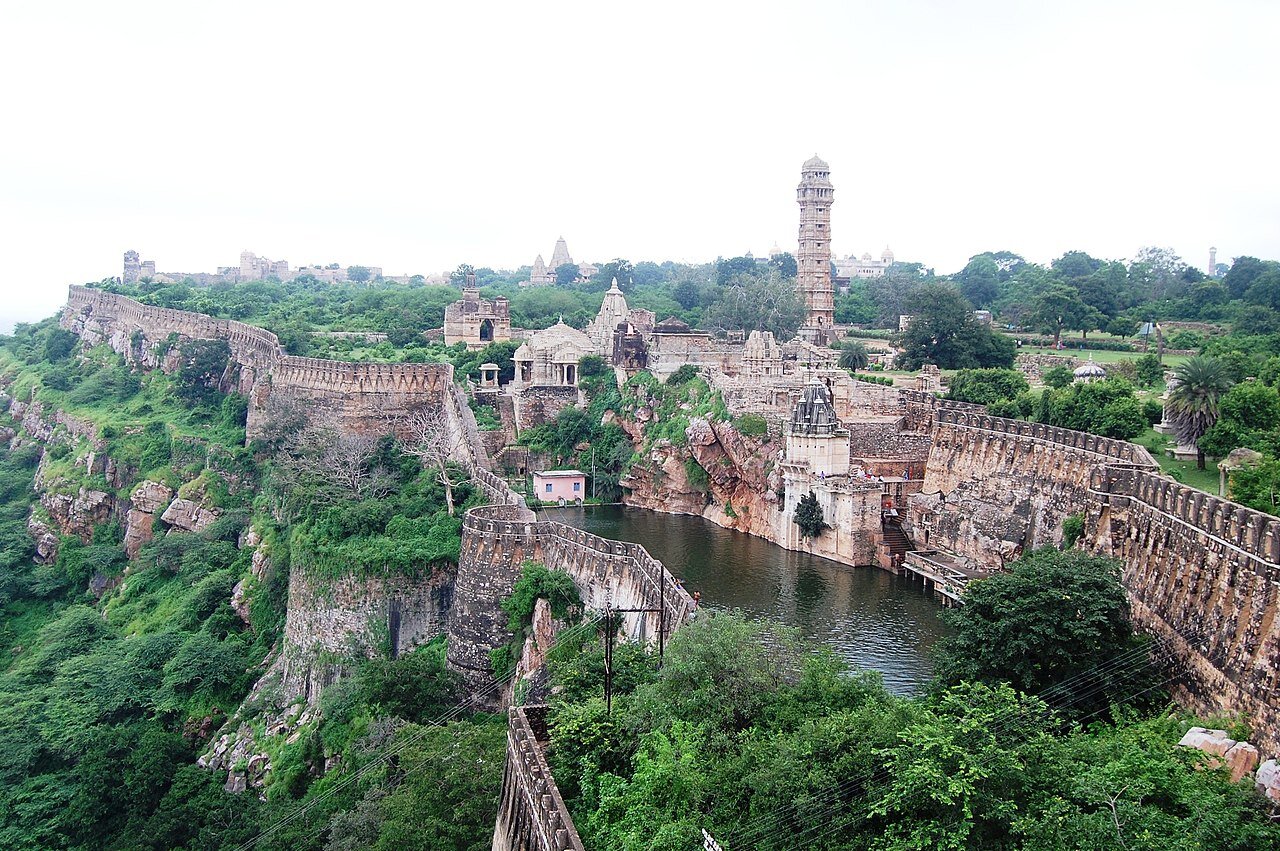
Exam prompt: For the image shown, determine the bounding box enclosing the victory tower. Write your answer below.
[796,155,835,340]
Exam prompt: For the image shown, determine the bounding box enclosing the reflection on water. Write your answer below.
[545,504,953,695]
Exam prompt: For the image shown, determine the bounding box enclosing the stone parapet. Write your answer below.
[447,504,695,694]
[492,706,585,851]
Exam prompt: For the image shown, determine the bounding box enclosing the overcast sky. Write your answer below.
[1,0,1276,331]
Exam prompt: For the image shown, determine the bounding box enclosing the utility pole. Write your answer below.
[602,602,667,715]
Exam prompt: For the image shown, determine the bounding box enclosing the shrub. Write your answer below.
[733,414,768,437]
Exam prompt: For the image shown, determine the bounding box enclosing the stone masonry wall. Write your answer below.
[912,410,1158,567]
[1087,466,1280,755]
[280,567,454,704]
[61,286,455,440]
[492,706,585,851]
[446,503,696,693]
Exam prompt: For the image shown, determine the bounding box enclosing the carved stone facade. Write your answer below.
[796,155,835,340]
[512,321,593,389]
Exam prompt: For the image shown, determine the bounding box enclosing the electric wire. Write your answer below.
[232,612,606,850]
[723,625,1220,850]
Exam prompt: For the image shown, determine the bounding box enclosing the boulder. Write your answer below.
[161,497,219,533]
[26,514,60,564]
[1256,759,1280,802]
[1177,727,1261,783]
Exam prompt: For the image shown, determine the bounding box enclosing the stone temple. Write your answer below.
[796,155,835,343]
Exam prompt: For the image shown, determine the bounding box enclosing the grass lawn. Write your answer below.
[1016,345,1190,367]
[1133,427,1220,494]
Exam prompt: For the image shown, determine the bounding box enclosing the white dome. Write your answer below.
[1073,360,1107,378]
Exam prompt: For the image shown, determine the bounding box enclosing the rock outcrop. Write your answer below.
[123,480,174,558]
[1177,726,1261,783]
[161,497,219,533]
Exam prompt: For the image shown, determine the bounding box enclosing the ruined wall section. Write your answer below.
[61,286,459,441]
[913,410,1158,568]
[447,504,695,692]
[248,355,454,438]
[279,567,454,704]
[1087,467,1280,755]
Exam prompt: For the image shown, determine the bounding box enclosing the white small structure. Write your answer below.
[533,469,586,504]
[1073,357,1107,383]
[512,320,593,388]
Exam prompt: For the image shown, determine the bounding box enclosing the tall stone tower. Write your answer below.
[122,250,141,284]
[797,155,834,337]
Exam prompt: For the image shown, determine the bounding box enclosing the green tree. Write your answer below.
[837,340,870,371]
[955,256,1000,308]
[945,368,1029,405]
[175,339,231,406]
[794,491,828,538]
[1031,283,1089,346]
[346,265,372,283]
[1167,356,1235,470]
[1229,457,1280,514]
[897,283,1015,370]
[1042,366,1073,389]
[933,548,1156,718]
[768,252,798,278]
[554,262,580,286]
[1198,380,1280,458]
[1223,256,1274,299]
[1048,380,1146,439]
[701,273,806,340]
[1105,316,1138,339]
[1134,353,1164,387]
[448,263,476,287]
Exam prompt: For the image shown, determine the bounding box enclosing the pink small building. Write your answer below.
[533,469,586,504]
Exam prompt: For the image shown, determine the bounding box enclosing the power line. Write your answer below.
[233,613,605,850]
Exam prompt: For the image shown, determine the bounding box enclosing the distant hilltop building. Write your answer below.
[122,250,383,285]
[834,247,895,280]
[522,237,595,286]
[796,155,835,343]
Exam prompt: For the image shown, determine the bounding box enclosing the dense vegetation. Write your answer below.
[545,551,1280,850]
[0,317,500,850]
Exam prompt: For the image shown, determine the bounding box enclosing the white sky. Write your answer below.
[2,0,1277,331]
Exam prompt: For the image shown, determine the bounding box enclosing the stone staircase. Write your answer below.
[877,518,913,571]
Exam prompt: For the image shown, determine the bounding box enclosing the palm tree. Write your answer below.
[1166,356,1234,470]
[838,340,870,371]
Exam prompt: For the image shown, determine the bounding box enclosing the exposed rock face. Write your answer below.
[26,514,60,564]
[621,415,782,540]
[41,488,113,544]
[1177,726,1260,783]
[1257,760,1280,802]
[124,480,174,558]
[161,497,219,533]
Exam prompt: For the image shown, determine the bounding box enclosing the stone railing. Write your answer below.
[492,706,585,851]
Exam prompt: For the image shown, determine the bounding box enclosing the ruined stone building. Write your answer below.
[443,286,512,350]
[796,155,835,342]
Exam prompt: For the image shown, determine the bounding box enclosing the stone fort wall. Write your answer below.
[1088,466,1280,754]
[62,286,455,439]
[912,406,1280,753]
[446,502,696,690]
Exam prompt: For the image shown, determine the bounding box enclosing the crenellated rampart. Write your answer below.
[492,705,585,851]
[911,409,1158,566]
[912,404,1280,754]
[446,502,696,689]
[61,286,455,439]
[1087,466,1280,753]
